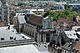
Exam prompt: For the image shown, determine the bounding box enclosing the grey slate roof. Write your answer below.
[18,15,26,24]
[62,43,72,51]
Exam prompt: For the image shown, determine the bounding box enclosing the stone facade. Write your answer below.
[0,0,8,26]
[15,13,55,43]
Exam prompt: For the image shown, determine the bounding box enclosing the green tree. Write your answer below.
[29,4,34,7]
[64,10,71,16]
[72,11,78,16]
[68,14,73,18]
[18,3,26,6]
[51,8,56,10]
[58,11,66,18]
[48,12,58,20]
[44,11,50,17]
[63,10,71,18]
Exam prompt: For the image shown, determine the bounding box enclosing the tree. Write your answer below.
[64,10,71,16]
[72,11,78,16]
[44,11,50,17]
[51,8,56,10]
[58,11,66,18]
[18,3,26,6]
[29,4,34,7]
[68,14,73,18]
[48,12,58,20]
[63,10,71,18]
[43,10,78,20]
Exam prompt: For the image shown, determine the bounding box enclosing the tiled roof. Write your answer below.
[53,18,73,30]
[28,15,44,26]
[53,18,73,26]
[73,42,80,53]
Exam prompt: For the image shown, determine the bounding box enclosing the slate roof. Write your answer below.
[62,43,73,51]
[18,15,26,24]
[64,31,78,39]
[62,42,79,53]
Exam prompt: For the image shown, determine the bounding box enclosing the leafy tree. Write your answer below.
[51,8,56,10]
[64,10,71,16]
[72,11,78,16]
[29,4,34,7]
[58,11,66,18]
[68,14,73,18]
[18,3,26,6]
[43,10,79,20]
[48,12,58,20]
[44,11,50,17]
[37,13,41,15]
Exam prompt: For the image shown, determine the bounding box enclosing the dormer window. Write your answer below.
[74,33,76,35]
[1,38,4,40]
[22,36,24,38]
[10,37,13,40]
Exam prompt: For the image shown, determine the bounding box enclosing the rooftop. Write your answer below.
[64,31,78,39]
[0,25,31,42]
[62,43,73,51]
[28,15,44,26]
[0,44,40,53]
[18,15,26,24]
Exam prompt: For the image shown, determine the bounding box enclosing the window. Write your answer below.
[1,38,4,40]
[74,33,76,35]
[22,36,24,38]
[10,37,13,40]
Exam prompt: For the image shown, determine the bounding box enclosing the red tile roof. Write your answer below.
[73,42,80,53]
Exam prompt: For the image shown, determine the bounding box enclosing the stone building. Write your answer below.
[0,0,8,26]
[15,13,55,43]
[48,17,80,53]
[62,42,80,53]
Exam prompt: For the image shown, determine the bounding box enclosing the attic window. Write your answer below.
[74,33,76,35]
[10,37,13,40]
[1,38,4,40]
[22,36,24,38]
